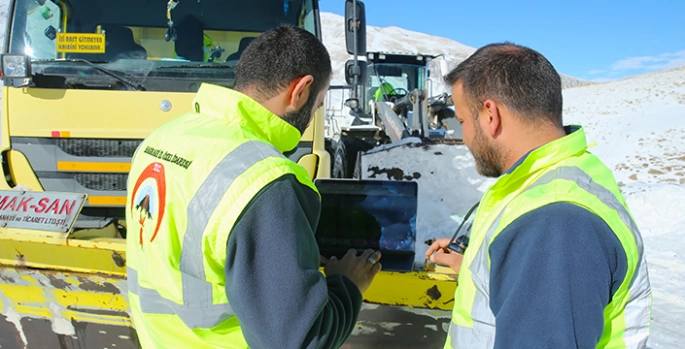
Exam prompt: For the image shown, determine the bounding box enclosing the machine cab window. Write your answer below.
[365,52,427,106]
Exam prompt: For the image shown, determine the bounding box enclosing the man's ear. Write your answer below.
[482,99,502,138]
[287,75,314,110]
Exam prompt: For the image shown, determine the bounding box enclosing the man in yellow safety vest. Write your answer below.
[426,42,651,349]
[126,25,382,349]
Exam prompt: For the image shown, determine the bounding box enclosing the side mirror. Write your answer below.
[1,54,31,78]
[344,59,367,86]
[1,54,32,87]
[344,0,366,56]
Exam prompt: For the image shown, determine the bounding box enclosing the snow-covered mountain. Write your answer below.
[321,12,594,92]
[319,11,595,133]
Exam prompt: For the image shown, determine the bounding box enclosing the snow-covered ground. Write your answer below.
[563,66,685,348]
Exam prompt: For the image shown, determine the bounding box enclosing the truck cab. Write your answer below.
[0,0,330,231]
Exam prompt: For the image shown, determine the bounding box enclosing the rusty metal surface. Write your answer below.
[0,266,139,349]
[0,265,454,348]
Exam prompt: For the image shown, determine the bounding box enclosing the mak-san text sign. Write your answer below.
[0,190,86,233]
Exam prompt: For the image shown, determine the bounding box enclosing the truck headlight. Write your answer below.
[1,54,31,78]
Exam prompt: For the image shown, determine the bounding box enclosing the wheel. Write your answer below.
[332,137,374,179]
[325,138,336,174]
[332,140,351,178]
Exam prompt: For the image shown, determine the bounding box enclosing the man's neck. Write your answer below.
[501,126,567,171]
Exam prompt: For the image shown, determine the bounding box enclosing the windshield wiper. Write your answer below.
[33,58,146,91]
[156,63,235,69]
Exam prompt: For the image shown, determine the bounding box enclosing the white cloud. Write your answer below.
[610,50,685,72]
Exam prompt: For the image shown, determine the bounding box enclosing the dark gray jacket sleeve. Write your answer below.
[489,202,627,349]
[225,174,362,349]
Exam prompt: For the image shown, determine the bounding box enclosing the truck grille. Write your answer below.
[54,139,142,158]
[72,173,129,191]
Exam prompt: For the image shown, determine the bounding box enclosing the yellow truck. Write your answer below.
[0,0,459,347]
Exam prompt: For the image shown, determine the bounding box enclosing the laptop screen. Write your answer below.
[313,179,418,254]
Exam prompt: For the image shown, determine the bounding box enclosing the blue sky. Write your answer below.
[319,0,685,81]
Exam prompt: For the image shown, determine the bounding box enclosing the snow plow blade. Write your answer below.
[359,138,489,244]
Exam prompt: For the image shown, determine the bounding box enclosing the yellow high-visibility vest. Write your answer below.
[126,83,318,348]
[445,126,651,349]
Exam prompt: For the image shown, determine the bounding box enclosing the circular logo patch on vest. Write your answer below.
[130,162,167,246]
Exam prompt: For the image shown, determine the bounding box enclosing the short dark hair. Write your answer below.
[445,42,563,127]
[234,25,332,100]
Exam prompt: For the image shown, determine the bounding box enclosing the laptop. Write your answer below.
[313,178,418,272]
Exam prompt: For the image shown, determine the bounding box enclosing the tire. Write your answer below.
[332,137,374,179]
[325,138,337,175]
[332,140,351,178]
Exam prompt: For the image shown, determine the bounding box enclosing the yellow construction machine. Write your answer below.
[0,0,462,348]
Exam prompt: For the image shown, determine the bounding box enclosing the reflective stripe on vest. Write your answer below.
[128,140,284,329]
[448,165,650,348]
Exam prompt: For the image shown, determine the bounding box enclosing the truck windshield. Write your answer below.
[6,0,318,92]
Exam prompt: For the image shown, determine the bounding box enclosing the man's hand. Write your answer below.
[324,249,382,294]
[425,238,463,273]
